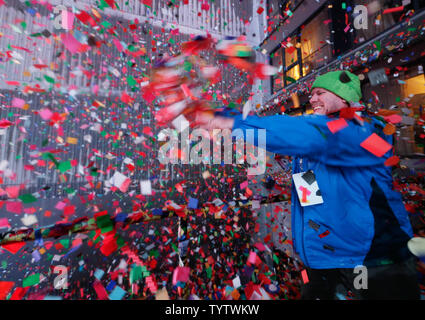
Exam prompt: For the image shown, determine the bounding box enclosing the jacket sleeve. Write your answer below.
[231,113,393,167]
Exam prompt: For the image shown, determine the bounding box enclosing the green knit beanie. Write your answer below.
[311,70,362,103]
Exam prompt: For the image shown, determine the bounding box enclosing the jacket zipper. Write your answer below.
[300,206,310,267]
[295,158,309,267]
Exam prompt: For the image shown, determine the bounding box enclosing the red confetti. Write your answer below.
[360,133,393,158]
[0,281,14,300]
[327,118,348,134]
[384,155,400,167]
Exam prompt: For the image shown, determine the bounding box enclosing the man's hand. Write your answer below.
[193,111,235,131]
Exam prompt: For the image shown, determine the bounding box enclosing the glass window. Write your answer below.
[284,37,298,67]
[270,48,284,93]
[362,65,425,156]
[283,36,301,84]
[300,8,331,76]
[286,64,301,82]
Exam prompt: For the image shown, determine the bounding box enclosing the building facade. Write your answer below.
[257,0,424,155]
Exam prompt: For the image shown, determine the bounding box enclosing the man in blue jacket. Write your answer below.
[194,70,420,299]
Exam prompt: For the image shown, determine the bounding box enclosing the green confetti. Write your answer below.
[374,40,381,52]
[65,188,76,195]
[101,21,112,28]
[130,265,143,283]
[285,76,296,84]
[58,160,72,173]
[59,239,70,249]
[43,75,55,84]
[206,267,212,278]
[116,234,125,248]
[18,194,37,204]
[23,273,41,287]
[98,0,111,10]
[126,75,137,87]
[96,214,113,234]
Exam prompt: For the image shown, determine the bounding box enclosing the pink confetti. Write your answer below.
[6,201,23,214]
[61,10,75,30]
[39,108,53,120]
[0,218,10,229]
[60,32,82,54]
[11,97,25,108]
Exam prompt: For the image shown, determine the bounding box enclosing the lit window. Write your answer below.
[300,9,331,76]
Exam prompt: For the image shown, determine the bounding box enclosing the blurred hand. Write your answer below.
[193,111,235,131]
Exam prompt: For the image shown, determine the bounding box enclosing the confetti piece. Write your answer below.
[188,197,198,209]
[1,242,25,254]
[61,10,75,30]
[384,114,403,124]
[66,137,78,144]
[384,155,400,167]
[360,133,393,157]
[93,281,109,300]
[38,108,53,121]
[18,194,37,204]
[94,269,105,280]
[242,100,251,120]
[240,181,249,190]
[383,6,404,14]
[21,214,38,226]
[142,0,152,8]
[109,285,126,300]
[301,269,309,284]
[5,186,20,199]
[113,38,124,52]
[11,97,25,108]
[0,218,10,229]
[155,287,170,300]
[172,266,190,285]
[326,118,348,134]
[58,161,72,173]
[63,205,76,217]
[61,32,82,54]
[247,251,258,265]
[140,180,152,195]
[383,123,396,135]
[0,282,15,300]
[6,201,23,214]
[0,120,13,128]
[232,276,241,289]
[112,172,131,193]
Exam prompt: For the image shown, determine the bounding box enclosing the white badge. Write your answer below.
[292,170,324,207]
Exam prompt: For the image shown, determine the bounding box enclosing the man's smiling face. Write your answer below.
[309,88,349,115]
